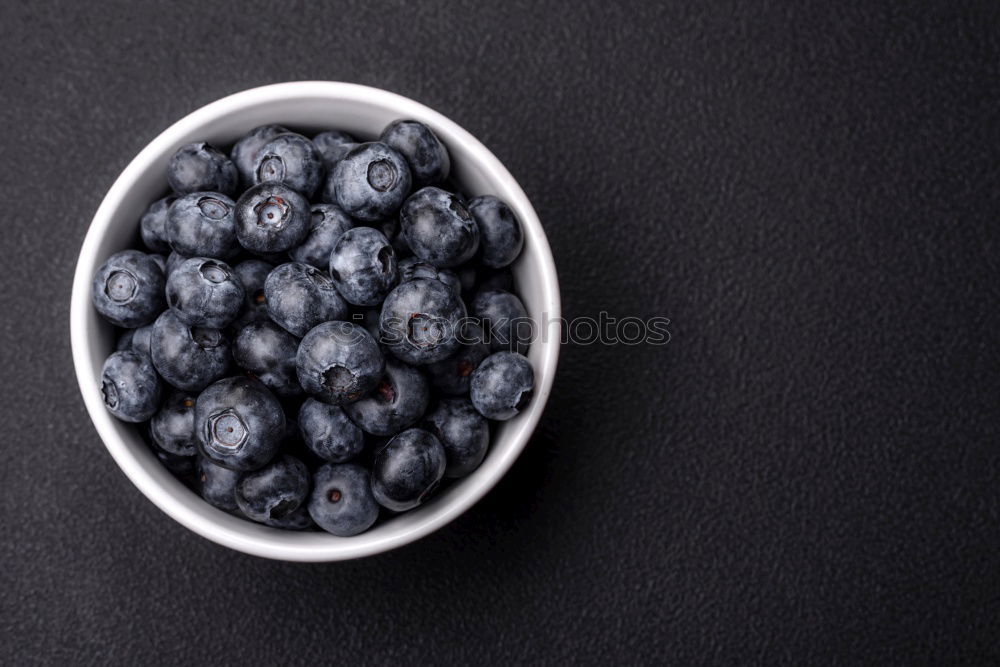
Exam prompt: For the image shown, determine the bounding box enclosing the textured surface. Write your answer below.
[2,0,1000,664]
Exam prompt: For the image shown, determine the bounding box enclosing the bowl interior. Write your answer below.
[70,82,560,561]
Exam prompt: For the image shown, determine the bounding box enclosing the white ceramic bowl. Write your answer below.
[70,82,560,561]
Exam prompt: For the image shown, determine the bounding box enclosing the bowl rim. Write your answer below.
[69,81,561,561]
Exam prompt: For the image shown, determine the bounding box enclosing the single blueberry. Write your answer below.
[288,203,355,269]
[397,256,461,295]
[264,262,348,337]
[254,132,324,199]
[470,288,532,354]
[150,309,231,392]
[139,196,175,252]
[235,182,311,253]
[313,130,358,171]
[100,350,163,422]
[344,357,430,436]
[298,398,365,463]
[423,398,490,477]
[149,253,168,275]
[467,195,524,268]
[196,456,241,512]
[235,455,310,523]
[229,259,274,330]
[230,124,290,187]
[371,428,446,511]
[380,119,450,188]
[91,250,166,328]
[166,192,239,259]
[167,142,238,197]
[423,322,490,395]
[233,320,302,397]
[399,186,479,268]
[469,351,534,421]
[329,226,398,307]
[333,142,412,222]
[166,257,244,328]
[379,278,467,365]
[308,463,379,536]
[296,321,385,405]
[195,376,286,471]
[150,391,198,457]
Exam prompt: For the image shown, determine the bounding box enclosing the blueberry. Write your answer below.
[166,250,188,278]
[470,288,532,354]
[235,455,309,522]
[380,119,450,188]
[333,142,412,222]
[469,351,534,420]
[235,182,311,253]
[397,256,461,295]
[423,398,490,477]
[264,262,348,337]
[329,226,398,307]
[313,130,357,171]
[233,320,302,397]
[166,192,239,259]
[254,132,324,199]
[166,257,244,328]
[91,250,166,328]
[344,357,430,436]
[128,322,155,357]
[167,142,238,197]
[195,376,286,471]
[423,322,489,395]
[308,463,379,536]
[379,278,467,365]
[229,259,273,329]
[150,391,198,456]
[100,350,163,422]
[400,186,479,268]
[139,196,175,252]
[371,428,446,511]
[467,195,524,268]
[196,456,241,512]
[298,398,365,463]
[150,310,231,392]
[296,321,384,405]
[230,124,289,186]
[288,203,355,269]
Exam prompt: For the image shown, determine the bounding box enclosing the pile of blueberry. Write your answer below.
[93,119,534,536]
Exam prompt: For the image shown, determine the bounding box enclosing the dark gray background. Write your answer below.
[3,0,999,664]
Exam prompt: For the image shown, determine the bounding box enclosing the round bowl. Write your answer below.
[70,82,560,562]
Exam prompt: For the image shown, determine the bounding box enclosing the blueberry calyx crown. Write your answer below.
[105,270,137,303]
[101,379,119,408]
[198,260,229,284]
[197,196,229,220]
[407,313,445,347]
[208,410,248,449]
[253,196,290,229]
[367,159,397,192]
[256,154,286,183]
